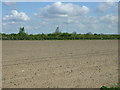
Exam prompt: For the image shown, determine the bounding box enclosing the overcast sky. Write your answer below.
[2,1,118,34]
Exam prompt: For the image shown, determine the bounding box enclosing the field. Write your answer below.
[2,40,118,88]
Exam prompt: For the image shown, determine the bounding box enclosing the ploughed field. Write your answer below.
[2,40,118,88]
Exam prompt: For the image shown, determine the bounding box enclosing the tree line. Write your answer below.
[1,27,120,40]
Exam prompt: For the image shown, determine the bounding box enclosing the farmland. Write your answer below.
[2,40,118,88]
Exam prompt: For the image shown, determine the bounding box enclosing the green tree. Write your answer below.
[94,33,97,35]
[72,31,77,35]
[18,27,25,35]
[54,26,61,34]
[71,31,77,39]
[18,27,28,40]
[86,32,92,35]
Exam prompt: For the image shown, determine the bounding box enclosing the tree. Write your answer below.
[19,27,25,34]
[100,33,104,35]
[72,31,77,35]
[94,33,97,35]
[86,32,92,35]
[54,26,61,34]
[18,27,28,40]
[71,31,77,39]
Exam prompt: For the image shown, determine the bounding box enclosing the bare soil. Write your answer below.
[2,40,118,88]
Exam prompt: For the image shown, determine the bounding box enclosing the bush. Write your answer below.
[100,86,120,90]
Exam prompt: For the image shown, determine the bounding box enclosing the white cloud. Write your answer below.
[39,2,90,18]
[36,13,117,33]
[98,4,109,12]
[3,2,16,5]
[3,10,30,23]
[107,0,115,6]
[2,2,117,34]
[100,14,118,23]
[97,0,116,12]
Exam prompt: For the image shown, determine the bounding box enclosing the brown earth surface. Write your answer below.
[2,40,118,88]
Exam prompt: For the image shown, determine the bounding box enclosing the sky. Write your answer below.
[2,1,118,34]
